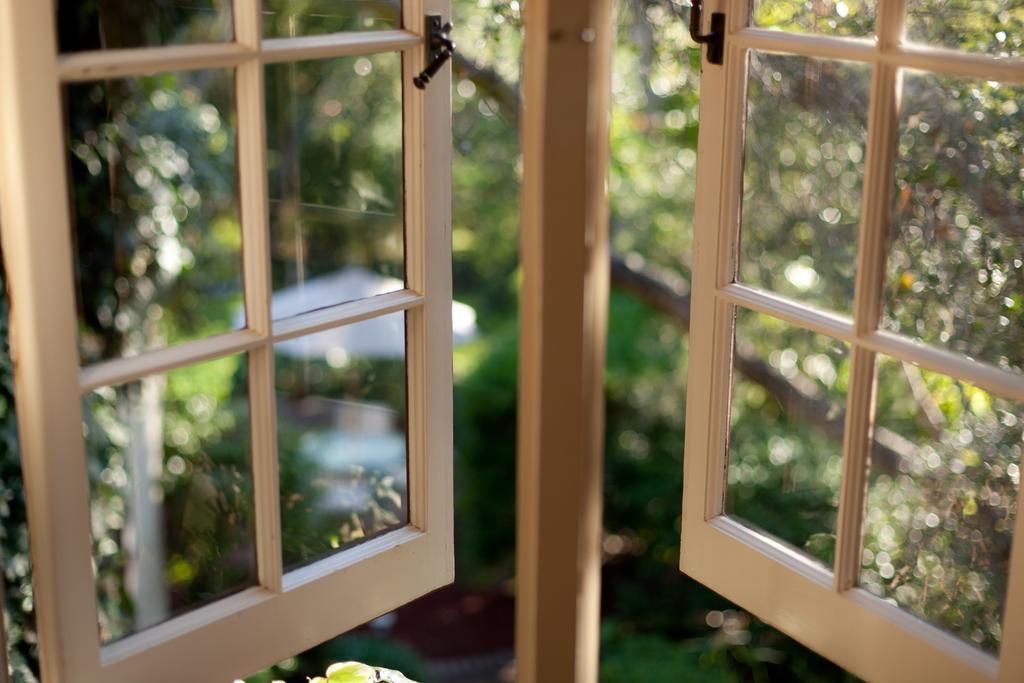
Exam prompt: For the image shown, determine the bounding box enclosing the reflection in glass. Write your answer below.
[266,54,404,320]
[66,70,243,364]
[884,73,1024,374]
[906,0,1024,59]
[262,0,399,37]
[726,308,849,567]
[58,0,233,53]
[84,354,255,642]
[753,0,875,35]
[276,313,408,569]
[739,52,869,315]
[862,357,1022,653]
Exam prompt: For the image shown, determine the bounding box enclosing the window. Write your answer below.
[682,1,1024,681]
[0,0,452,680]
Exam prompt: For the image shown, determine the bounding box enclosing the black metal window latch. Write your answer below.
[414,15,455,89]
[689,0,725,66]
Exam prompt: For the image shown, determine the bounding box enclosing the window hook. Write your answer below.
[414,15,456,90]
[688,0,725,65]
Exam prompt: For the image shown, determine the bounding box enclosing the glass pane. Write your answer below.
[884,73,1024,374]
[862,357,1022,653]
[753,0,875,36]
[266,54,404,320]
[906,0,1024,59]
[262,0,399,37]
[739,52,870,315]
[67,70,243,365]
[58,0,233,52]
[84,354,255,642]
[276,312,408,569]
[726,307,850,567]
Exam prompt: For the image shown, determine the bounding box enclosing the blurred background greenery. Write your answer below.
[1,0,1023,680]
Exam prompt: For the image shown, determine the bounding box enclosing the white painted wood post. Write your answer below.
[516,0,613,681]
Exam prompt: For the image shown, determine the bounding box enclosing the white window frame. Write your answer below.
[0,1,453,680]
[682,2,1024,682]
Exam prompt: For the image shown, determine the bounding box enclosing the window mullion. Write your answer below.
[718,283,854,342]
[730,28,876,63]
[233,0,283,593]
[833,0,906,593]
[400,0,431,537]
[407,0,454,551]
[833,345,878,591]
[698,1,752,523]
[262,30,420,63]
[679,0,732,546]
[58,43,256,83]
[271,290,425,342]
[402,0,425,298]
[57,35,422,84]
[880,43,1024,84]
[402,0,456,548]
[79,330,265,393]
[715,1,752,290]
[861,330,1024,403]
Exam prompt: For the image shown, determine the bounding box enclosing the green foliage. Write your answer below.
[275,351,408,567]
[905,0,1024,57]
[0,258,38,682]
[308,660,417,683]
[262,0,399,36]
[83,355,255,640]
[68,68,243,363]
[248,637,427,683]
[753,1,875,36]
[600,623,739,683]
[609,0,700,271]
[265,51,405,294]
[56,0,232,52]
[726,310,850,563]
[740,53,869,313]
[885,73,1024,373]
[861,361,1022,652]
[453,322,517,581]
[314,637,427,682]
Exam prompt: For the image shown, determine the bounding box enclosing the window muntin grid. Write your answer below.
[0,0,452,680]
[682,1,1024,681]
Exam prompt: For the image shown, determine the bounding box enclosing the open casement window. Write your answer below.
[0,0,452,680]
[683,1,1024,681]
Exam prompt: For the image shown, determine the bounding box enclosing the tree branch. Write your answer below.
[901,361,946,439]
[452,53,521,127]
